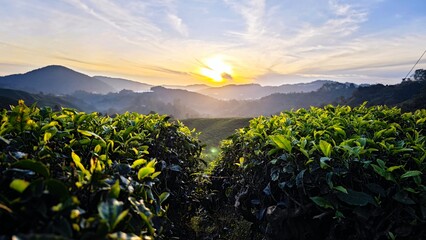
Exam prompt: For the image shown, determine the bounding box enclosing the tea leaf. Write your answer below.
[319,140,332,157]
[387,165,403,172]
[310,196,334,209]
[138,166,155,180]
[337,189,375,206]
[12,159,50,178]
[270,135,292,153]
[10,179,29,193]
[131,159,147,168]
[400,170,422,179]
[159,192,170,204]
[109,180,120,199]
[334,186,348,194]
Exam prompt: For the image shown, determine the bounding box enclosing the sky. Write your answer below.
[0,0,425,86]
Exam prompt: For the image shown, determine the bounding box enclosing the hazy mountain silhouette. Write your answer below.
[0,88,80,110]
[0,65,115,94]
[94,76,153,92]
[2,65,424,118]
[232,82,357,116]
[0,65,338,99]
[71,87,229,118]
[66,83,358,118]
[196,80,334,100]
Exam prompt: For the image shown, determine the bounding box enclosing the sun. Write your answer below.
[199,57,233,83]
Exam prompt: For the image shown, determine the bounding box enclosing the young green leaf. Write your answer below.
[159,192,170,204]
[319,140,332,157]
[270,135,292,153]
[77,129,106,144]
[137,166,155,180]
[387,165,403,172]
[72,152,91,178]
[334,186,348,194]
[109,180,120,199]
[131,159,147,168]
[10,179,29,193]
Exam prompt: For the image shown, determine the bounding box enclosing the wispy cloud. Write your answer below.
[167,13,189,37]
[140,64,191,76]
[224,0,266,40]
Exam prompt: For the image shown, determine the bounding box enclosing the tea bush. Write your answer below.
[212,104,426,239]
[0,101,203,239]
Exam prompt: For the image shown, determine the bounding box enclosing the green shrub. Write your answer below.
[212,104,426,239]
[0,100,202,239]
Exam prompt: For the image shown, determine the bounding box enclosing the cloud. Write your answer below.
[224,0,266,40]
[221,72,233,81]
[140,64,190,76]
[63,0,162,40]
[52,55,117,68]
[167,13,189,37]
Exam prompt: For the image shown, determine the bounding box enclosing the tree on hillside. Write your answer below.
[412,69,426,81]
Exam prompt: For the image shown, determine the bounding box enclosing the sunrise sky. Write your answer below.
[0,0,425,86]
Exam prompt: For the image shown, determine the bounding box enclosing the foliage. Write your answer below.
[345,80,426,111]
[0,100,202,239]
[412,69,426,82]
[212,103,426,239]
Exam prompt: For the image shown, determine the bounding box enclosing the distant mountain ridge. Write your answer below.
[64,81,358,118]
[0,65,115,94]
[10,65,426,119]
[196,80,336,100]
[0,65,345,99]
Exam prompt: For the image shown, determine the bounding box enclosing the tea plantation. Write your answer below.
[1,101,425,239]
[211,104,426,239]
[0,100,203,239]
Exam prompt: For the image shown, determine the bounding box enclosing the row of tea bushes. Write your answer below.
[0,101,203,239]
[212,104,426,239]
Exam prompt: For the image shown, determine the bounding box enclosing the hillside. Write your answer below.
[0,88,80,110]
[345,80,426,111]
[94,76,153,92]
[182,118,250,147]
[182,118,251,161]
[0,65,115,94]
[231,82,357,116]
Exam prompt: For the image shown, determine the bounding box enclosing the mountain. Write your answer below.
[94,76,153,92]
[0,65,115,94]
[196,80,334,100]
[94,76,210,93]
[71,87,230,118]
[230,82,357,116]
[3,65,424,119]
[0,65,340,100]
[67,82,357,118]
